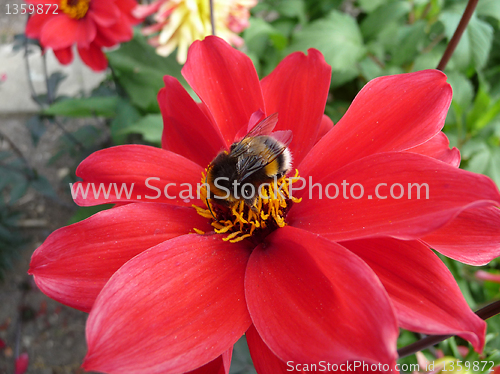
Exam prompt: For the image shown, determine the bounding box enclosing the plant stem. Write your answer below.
[0,131,33,175]
[398,300,500,358]
[437,0,479,71]
[42,52,53,104]
[24,16,44,107]
[209,0,215,36]
[50,117,85,151]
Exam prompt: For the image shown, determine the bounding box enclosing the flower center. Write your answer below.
[60,0,90,19]
[194,170,302,243]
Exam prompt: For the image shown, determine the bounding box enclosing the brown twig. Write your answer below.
[398,300,500,358]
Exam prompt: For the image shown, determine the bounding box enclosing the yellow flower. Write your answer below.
[135,0,257,63]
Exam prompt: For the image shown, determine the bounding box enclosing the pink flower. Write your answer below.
[135,0,257,63]
[30,37,500,373]
[476,270,500,284]
[25,0,141,71]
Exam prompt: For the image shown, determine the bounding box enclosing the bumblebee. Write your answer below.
[206,113,292,210]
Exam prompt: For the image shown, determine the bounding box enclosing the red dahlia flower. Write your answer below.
[25,0,141,71]
[30,36,500,373]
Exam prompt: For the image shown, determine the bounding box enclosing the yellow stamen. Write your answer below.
[60,0,90,20]
[193,170,302,242]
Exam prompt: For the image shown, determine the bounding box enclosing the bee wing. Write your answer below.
[238,138,291,182]
[233,112,279,144]
[230,113,281,158]
[269,130,293,148]
[245,112,279,137]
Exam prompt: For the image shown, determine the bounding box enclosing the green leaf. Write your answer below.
[474,98,500,132]
[466,86,491,130]
[440,10,494,70]
[468,17,494,70]
[31,175,58,199]
[117,114,163,146]
[463,141,500,186]
[43,96,118,117]
[331,67,360,88]
[358,56,383,81]
[244,17,288,55]
[107,32,187,112]
[390,20,427,66]
[287,10,365,75]
[446,71,474,109]
[304,0,343,21]
[275,0,306,24]
[25,115,47,146]
[110,99,142,144]
[67,205,113,225]
[8,176,29,204]
[489,147,500,185]
[357,0,388,13]
[477,0,500,22]
[412,45,446,71]
[360,1,411,41]
[46,72,67,99]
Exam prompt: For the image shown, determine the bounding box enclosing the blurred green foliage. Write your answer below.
[9,0,500,371]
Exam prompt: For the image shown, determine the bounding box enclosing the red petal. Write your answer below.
[261,49,331,165]
[40,15,79,49]
[29,203,209,312]
[422,206,500,265]
[93,28,116,47]
[246,324,297,374]
[94,12,133,45]
[300,70,452,178]
[289,152,500,241]
[116,0,143,25]
[186,349,232,374]
[245,227,398,366]
[407,132,460,167]
[53,47,73,65]
[75,16,96,48]
[88,1,120,27]
[77,42,108,71]
[73,145,203,207]
[182,36,265,146]
[83,235,252,374]
[341,238,486,352]
[25,13,54,39]
[159,76,226,166]
[15,353,29,374]
[316,114,334,143]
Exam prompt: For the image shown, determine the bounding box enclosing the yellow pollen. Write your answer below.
[193,170,302,243]
[60,0,90,19]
